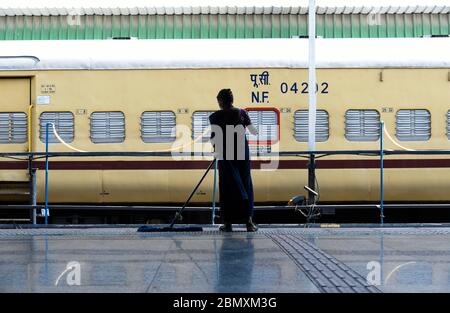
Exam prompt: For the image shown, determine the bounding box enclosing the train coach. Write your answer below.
[0,38,449,205]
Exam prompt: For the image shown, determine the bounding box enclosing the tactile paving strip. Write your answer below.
[267,233,381,293]
[2,226,450,238]
[0,227,262,239]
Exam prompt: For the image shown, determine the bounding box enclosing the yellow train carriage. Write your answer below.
[0,38,449,204]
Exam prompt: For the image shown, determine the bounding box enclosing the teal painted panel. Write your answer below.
[19,16,26,40]
[226,15,235,38]
[0,17,5,40]
[280,14,289,38]
[440,13,449,34]
[173,15,183,39]
[88,16,97,39]
[22,16,32,40]
[360,15,369,37]
[200,14,209,38]
[103,14,112,39]
[325,14,335,38]
[33,16,42,40]
[386,14,396,37]
[368,24,378,38]
[236,14,246,38]
[182,15,191,39]
[94,15,106,39]
[320,14,327,38]
[5,16,14,40]
[13,16,22,40]
[413,14,422,37]
[379,14,388,37]
[48,16,59,39]
[262,15,272,38]
[404,14,414,37]
[298,14,307,37]
[155,15,164,39]
[334,15,343,38]
[120,15,129,38]
[342,13,351,37]
[1,13,449,40]
[209,15,218,38]
[110,16,118,38]
[136,15,144,39]
[57,16,65,40]
[422,14,432,36]
[271,15,281,38]
[395,14,405,37]
[217,14,227,38]
[84,16,94,39]
[164,15,174,39]
[251,15,264,38]
[147,15,157,39]
[315,14,324,37]
[288,14,298,38]
[431,14,440,35]
[192,14,201,38]
[351,14,360,37]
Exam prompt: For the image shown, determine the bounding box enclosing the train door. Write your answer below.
[0,78,31,201]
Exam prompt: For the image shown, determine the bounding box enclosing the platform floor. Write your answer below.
[1,225,449,293]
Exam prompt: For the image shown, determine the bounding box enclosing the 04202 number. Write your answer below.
[280,82,329,94]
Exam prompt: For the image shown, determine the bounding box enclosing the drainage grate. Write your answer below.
[267,233,381,293]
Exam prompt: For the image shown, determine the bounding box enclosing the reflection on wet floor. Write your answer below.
[1,227,450,292]
[306,228,450,292]
[0,230,318,293]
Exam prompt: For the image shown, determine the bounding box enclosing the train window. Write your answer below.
[294,110,329,142]
[192,111,214,142]
[0,112,27,144]
[141,111,176,143]
[90,111,125,143]
[39,112,74,143]
[396,109,431,141]
[246,109,279,144]
[345,110,380,141]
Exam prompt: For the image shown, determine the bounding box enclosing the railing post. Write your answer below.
[211,159,218,225]
[44,122,51,225]
[29,167,37,225]
[308,153,316,205]
[380,121,384,225]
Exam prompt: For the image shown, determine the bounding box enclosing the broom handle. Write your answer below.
[169,159,216,228]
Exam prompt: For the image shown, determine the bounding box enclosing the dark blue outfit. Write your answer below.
[209,108,254,224]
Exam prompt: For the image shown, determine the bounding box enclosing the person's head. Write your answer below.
[216,89,234,109]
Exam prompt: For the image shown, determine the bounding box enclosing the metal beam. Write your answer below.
[308,0,316,152]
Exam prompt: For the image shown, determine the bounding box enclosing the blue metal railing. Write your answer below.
[44,123,50,225]
[212,159,218,225]
[4,122,450,225]
[4,149,450,158]
[380,121,384,225]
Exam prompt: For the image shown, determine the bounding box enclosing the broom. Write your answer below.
[137,159,216,232]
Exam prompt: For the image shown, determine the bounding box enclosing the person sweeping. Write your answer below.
[209,89,258,232]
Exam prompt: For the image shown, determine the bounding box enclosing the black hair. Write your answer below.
[216,89,234,109]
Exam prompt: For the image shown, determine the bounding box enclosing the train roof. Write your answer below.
[1,0,449,15]
[1,38,450,71]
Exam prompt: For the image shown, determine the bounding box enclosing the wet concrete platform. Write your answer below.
[0,225,449,293]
